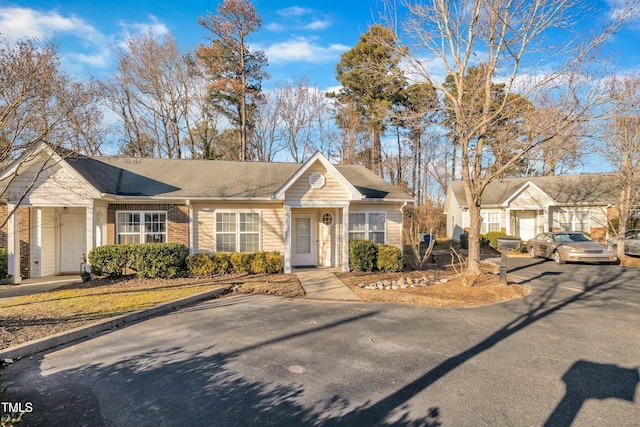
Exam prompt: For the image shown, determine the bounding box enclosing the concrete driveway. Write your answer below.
[2,259,639,426]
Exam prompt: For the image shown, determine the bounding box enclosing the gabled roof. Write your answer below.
[448,173,620,208]
[273,151,361,200]
[58,151,412,202]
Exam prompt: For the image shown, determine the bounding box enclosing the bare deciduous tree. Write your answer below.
[601,73,640,261]
[400,0,637,274]
[0,37,99,227]
[274,77,337,162]
[103,32,202,159]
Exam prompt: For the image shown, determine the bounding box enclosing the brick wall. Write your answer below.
[0,203,6,248]
[106,204,189,246]
[0,204,30,279]
[19,207,30,278]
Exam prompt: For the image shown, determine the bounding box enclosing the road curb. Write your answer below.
[0,286,230,361]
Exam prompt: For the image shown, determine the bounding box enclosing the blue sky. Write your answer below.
[0,0,388,91]
[2,0,640,172]
[2,1,640,91]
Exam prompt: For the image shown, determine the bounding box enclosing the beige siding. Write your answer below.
[510,187,551,209]
[192,202,284,253]
[29,208,41,278]
[286,163,350,202]
[40,208,56,276]
[193,206,214,252]
[11,155,94,206]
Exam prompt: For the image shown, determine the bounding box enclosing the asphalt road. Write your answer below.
[2,257,639,426]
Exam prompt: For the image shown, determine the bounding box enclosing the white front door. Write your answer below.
[60,212,86,273]
[517,212,536,241]
[291,214,315,266]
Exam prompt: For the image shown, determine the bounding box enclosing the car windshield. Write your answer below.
[554,233,591,243]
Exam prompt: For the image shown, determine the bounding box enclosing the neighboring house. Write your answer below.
[0,144,413,282]
[444,174,621,242]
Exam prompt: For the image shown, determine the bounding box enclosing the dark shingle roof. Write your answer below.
[65,155,412,201]
[449,174,620,207]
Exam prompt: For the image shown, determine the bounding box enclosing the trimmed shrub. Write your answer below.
[349,240,378,272]
[459,232,490,250]
[186,252,216,276]
[377,244,403,272]
[459,232,469,249]
[264,251,283,274]
[482,231,521,250]
[250,252,268,274]
[129,243,189,279]
[0,247,7,281]
[483,231,507,249]
[230,252,254,273]
[88,244,134,277]
[212,252,231,274]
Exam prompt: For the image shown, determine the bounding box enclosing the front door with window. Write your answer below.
[291,214,315,266]
[60,212,86,273]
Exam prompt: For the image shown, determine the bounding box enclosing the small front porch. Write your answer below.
[283,204,350,274]
[6,204,106,283]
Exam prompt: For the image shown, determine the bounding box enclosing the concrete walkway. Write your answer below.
[295,268,361,301]
[0,275,79,303]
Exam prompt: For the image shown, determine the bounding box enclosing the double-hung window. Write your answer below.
[559,209,589,232]
[117,211,167,243]
[480,212,501,234]
[348,212,386,244]
[216,211,261,252]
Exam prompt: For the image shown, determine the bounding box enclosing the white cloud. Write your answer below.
[119,15,169,39]
[266,22,284,32]
[259,37,349,64]
[0,6,105,43]
[278,6,313,17]
[303,20,331,31]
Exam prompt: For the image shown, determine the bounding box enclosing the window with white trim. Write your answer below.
[117,211,167,244]
[216,211,261,252]
[348,212,386,244]
[559,209,590,232]
[480,211,501,234]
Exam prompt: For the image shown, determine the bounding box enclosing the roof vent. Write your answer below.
[309,172,325,189]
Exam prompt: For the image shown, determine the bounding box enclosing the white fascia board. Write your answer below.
[285,200,350,208]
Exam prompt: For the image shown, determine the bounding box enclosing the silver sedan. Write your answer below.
[527,232,618,265]
[608,229,640,256]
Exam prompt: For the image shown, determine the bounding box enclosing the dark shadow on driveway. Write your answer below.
[544,360,639,427]
[3,267,635,426]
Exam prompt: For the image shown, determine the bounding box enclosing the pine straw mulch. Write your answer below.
[337,269,530,307]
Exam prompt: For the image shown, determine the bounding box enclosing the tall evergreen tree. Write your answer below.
[329,24,406,175]
[197,0,268,161]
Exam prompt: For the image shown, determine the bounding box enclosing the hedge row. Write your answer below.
[88,243,188,279]
[186,251,282,275]
[89,244,284,278]
[0,248,7,280]
[348,240,403,272]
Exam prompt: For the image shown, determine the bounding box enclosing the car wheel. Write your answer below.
[529,246,537,258]
[553,251,564,265]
